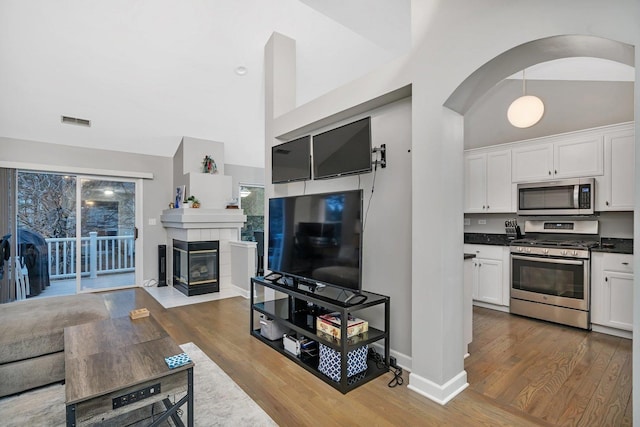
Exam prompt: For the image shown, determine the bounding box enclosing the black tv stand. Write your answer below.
[250,276,390,394]
[263,272,283,282]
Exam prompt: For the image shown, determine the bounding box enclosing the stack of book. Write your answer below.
[316,312,368,339]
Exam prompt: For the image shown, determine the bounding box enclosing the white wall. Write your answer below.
[273,99,413,358]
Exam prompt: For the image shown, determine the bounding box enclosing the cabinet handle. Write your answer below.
[622,262,629,265]
[606,201,610,206]
[605,277,608,282]
[548,171,551,175]
[482,205,485,209]
[555,170,557,175]
[486,205,490,209]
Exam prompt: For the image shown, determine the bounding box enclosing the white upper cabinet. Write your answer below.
[511,142,553,182]
[464,149,513,213]
[596,124,635,211]
[512,132,603,182]
[466,122,633,212]
[553,135,603,178]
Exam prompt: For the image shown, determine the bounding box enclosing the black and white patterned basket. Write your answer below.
[318,344,368,382]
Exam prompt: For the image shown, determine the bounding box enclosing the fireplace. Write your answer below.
[173,239,219,296]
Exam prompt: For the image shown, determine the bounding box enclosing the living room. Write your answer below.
[1,1,639,426]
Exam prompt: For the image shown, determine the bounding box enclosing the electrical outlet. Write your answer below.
[390,356,398,369]
[148,218,157,225]
[478,219,487,225]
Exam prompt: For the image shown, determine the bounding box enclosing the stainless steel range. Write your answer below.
[510,220,599,330]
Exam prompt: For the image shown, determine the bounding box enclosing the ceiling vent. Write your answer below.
[61,115,91,127]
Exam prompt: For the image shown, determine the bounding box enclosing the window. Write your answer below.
[239,185,264,242]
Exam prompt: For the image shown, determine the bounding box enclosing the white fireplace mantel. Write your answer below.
[160,208,246,229]
[160,207,248,293]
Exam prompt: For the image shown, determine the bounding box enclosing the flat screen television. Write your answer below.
[268,190,363,292]
[272,136,311,184]
[313,117,372,180]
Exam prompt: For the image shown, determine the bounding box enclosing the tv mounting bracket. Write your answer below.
[372,144,387,168]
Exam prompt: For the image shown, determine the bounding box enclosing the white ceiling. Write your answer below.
[1,2,633,169]
[0,0,410,168]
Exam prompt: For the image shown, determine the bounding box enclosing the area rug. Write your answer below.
[0,342,277,426]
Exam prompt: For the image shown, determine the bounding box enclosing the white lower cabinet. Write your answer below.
[464,244,510,308]
[591,252,634,333]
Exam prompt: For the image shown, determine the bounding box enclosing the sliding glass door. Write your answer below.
[79,178,136,292]
[15,171,139,297]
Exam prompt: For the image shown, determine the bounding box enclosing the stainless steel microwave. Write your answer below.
[517,178,595,216]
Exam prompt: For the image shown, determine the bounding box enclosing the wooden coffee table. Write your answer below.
[64,315,194,426]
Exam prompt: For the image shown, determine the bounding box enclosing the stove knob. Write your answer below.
[526,247,531,253]
[543,249,549,254]
[561,250,567,256]
[572,250,578,256]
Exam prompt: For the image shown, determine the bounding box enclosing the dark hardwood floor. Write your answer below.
[103,288,632,426]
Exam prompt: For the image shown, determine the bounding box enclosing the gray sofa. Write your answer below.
[0,293,110,397]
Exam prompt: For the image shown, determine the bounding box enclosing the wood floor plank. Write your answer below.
[573,339,631,426]
[95,289,632,426]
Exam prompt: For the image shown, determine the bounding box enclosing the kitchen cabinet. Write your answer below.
[464,148,513,213]
[591,252,633,334]
[512,132,603,182]
[464,244,510,309]
[596,125,635,211]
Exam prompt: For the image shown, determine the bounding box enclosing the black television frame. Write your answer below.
[271,135,311,184]
[312,117,372,180]
[267,189,364,293]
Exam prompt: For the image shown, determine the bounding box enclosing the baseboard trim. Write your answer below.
[591,324,632,339]
[370,342,412,371]
[226,284,250,299]
[473,301,510,313]
[407,370,468,405]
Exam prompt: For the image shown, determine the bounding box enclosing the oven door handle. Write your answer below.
[511,255,584,265]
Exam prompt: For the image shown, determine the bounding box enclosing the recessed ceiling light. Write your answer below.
[104,190,114,196]
[234,66,248,76]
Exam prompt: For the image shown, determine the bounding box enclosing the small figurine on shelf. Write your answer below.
[186,195,200,208]
[202,155,218,174]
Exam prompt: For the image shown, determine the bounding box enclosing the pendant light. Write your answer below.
[507,69,544,128]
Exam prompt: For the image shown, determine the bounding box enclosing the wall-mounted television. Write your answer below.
[268,190,363,292]
[272,136,311,184]
[313,117,372,180]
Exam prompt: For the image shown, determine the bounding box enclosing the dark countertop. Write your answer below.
[464,253,476,260]
[465,233,633,254]
[464,233,512,246]
[592,238,633,254]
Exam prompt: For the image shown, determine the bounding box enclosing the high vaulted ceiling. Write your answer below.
[0,0,410,168]
[2,2,634,167]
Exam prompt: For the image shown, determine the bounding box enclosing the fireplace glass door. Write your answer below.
[173,240,219,296]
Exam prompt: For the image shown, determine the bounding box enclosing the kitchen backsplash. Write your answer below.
[464,211,633,238]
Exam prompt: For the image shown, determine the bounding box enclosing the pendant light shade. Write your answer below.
[507,70,544,128]
[507,95,545,128]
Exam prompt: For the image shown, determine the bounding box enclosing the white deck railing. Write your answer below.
[46,232,135,279]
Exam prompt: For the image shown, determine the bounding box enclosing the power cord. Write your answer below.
[143,278,158,287]
[368,347,404,388]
